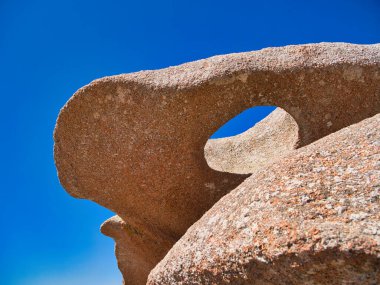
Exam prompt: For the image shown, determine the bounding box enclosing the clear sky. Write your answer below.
[1,0,379,284]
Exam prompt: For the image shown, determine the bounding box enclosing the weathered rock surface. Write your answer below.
[100,107,298,284]
[101,216,173,285]
[148,113,380,285]
[54,43,380,284]
[205,108,299,174]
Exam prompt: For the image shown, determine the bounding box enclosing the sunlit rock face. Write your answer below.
[54,42,380,285]
[205,108,299,174]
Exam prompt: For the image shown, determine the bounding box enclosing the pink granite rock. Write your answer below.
[148,114,380,285]
[54,43,380,284]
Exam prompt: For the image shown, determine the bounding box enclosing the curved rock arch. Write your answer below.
[54,43,380,285]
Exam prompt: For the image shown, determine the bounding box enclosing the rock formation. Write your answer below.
[53,43,380,284]
[148,113,380,285]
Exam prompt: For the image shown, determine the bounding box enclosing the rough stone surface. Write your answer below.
[101,216,173,285]
[53,43,380,285]
[205,108,299,174]
[100,107,298,284]
[148,114,380,285]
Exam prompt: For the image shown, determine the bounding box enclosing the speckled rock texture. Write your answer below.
[205,108,299,174]
[148,113,380,285]
[53,43,380,285]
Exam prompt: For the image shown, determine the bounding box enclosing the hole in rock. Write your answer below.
[210,106,276,139]
[205,106,299,175]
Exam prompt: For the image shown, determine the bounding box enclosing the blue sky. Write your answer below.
[0,0,379,284]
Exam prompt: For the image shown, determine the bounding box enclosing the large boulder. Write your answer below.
[54,43,380,284]
[148,114,380,285]
[101,107,298,284]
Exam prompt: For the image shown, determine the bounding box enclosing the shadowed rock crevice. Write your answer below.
[54,42,380,285]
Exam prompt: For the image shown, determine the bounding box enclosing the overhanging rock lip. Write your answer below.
[62,42,380,93]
